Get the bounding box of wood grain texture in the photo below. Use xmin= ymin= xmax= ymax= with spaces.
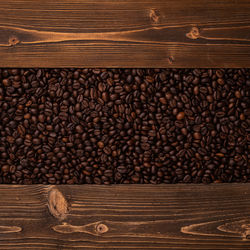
xmin=1 ymin=185 xmax=250 ymax=249
xmin=0 ymin=0 xmax=250 ymax=67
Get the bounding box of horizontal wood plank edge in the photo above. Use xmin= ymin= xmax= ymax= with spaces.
xmin=1 ymin=184 xmax=250 ymax=249
xmin=0 ymin=0 xmax=249 ymax=67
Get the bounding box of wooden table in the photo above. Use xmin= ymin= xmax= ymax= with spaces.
xmin=1 ymin=185 xmax=250 ymax=249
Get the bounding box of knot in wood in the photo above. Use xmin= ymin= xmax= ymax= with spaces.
xmin=149 ymin=9 xmax=160 ymax=24
xmin=168 ymin=56 xmax=174 ymax=64
xmin=9 ymin=36 xmax=20 ymax=46
xmin=242 ymin=224 xmax=250 ymax=240
xmin=0 ymin=225 xmax=22 ymax=233
xmin=186 ymin=27 xmax=200 ymax=40
xmin=96 ymin=223 xmax=109 ymax=234
xmin=48 ymin=188 xmax=68 ymax=220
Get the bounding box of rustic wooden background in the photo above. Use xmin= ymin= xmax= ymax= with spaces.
xmin=1 ymin=185 xmax=250 ymax=249
xmin=1 ymin=0 xmax=250 ymax=249
xmin=0 ymin=0 xmax=249 ymax=67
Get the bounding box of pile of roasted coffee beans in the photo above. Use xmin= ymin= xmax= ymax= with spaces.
xmin=0 ymin=68 xmax=249 ymax=184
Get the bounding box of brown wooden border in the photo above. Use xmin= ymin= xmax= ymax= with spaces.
xmin=0 ymin=184 xmax=250 ymax=249
xmin=0 ymin=0 xmax=249 ymax=67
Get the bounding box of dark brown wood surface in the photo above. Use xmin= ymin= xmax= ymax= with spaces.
xmin=0 ymin=0 xmax=250 ymax=68
xmin=1 ymin=184 xmax=250 ymax=249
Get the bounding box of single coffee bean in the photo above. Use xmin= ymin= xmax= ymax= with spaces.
xmin=176 ymin=112 xmax=185 ymax=120
xmin=103 ymin=146 xmax=111 ymax=155
xmin=37 ymin=123 xmax=45 ymax=131
xmin=235 ymin=90 xmax=241 ymax=98
xmin=97 ymin=141 xmax=105 ymax=149
xmin=117 ymin=166 xmax=128 ymax=174
xmin=193 ymin=132 xmax=201 ymax=140
xmin=76 ymin=125 xmax=84 ymax=133
xmin=193 ymin=86 xmax=199 ymax=95
xmin=183 ymin=175 xmax=191 ymax=183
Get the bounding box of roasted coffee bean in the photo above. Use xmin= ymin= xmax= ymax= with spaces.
xmin=176 ymin=112 xmax=185 ymax=120
xmin=37 ymin=123 xmax=45 ymax=131
xmin=97 ymin=141 xmax=105 ymax=149
xmin=183 ymin=175 xmax=191 ymax=183
xmin=117 ymin=166 xmax=128 ymax=174
xmin=103 ymin=146 xmax=112 ymax=155
xmin=193 ymin=132 xmax=201 ymax=140
xmin=76 ymin=125 xmax=84 ymax=134
xmin=0 ymin=68 xmax=249 ymax=184
xmin=198 ymin=148 xmax=207 ymax=156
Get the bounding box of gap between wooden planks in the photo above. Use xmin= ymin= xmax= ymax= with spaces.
xmin=0 ymin=184 xmax=250 ymax=249
xmin=0 ymin=0 xmax=250 ymax=67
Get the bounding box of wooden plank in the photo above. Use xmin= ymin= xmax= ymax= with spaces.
xmin=1 ymin=185 xmax=250 ymax=249
xmin=0 ymin=0 xmax=250 ymax=68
